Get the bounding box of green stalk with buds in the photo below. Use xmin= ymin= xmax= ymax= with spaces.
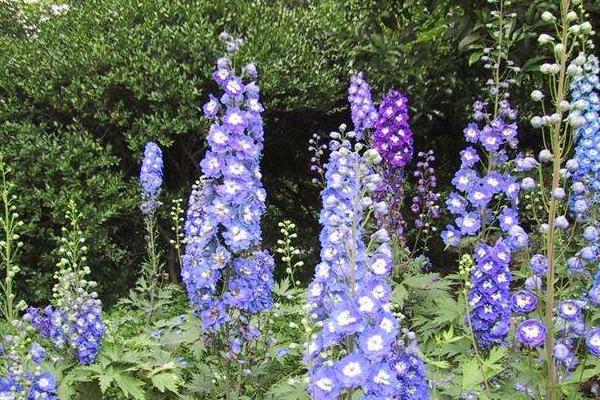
xmin=530 ymin=1 xmax=594 ymax=398
xmin=0 ymin=154 xmax=24 ymax=322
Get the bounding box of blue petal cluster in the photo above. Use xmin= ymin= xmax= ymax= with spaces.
xmin=139 ymin=141 xmax=164 ymax=215
xmin=25 ymin=297 xmax=105 ymax=365
xmin=0 ymin=337 xmax=58 ymax=400
xmin=441 ymin=100 xmax=526 ymax=249
xmin=348 ymin=72 xmax=378 ymax=139
xmin=181 ymin=46 xmax=273 ymax=336
xmin=467 ymin=239 xmax=513 ymax=347
xmin=570 ymin=55 xmax=600 ymax=200
xmin=371 ymin=89 xmax=415 ymax=240
xmin=389 ymin=344 xmax=429 ymax=400
xmin=306 ymin=136 xmax=429 ymax=399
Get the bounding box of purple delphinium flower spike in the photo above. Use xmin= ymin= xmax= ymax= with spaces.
xmin=348 ymin=72 xmax=378 ymax=140
xmin=467 ymin=239 xmax=513 ymax=347
xmin=139 ymin=142 xmax=164 ymax=215
xmin=306 ymin=131 xmax=429 ymax=399
xmin=441 ymin=100 xmax=529 ymax=347
xmin=371 ymin=90 xmax=415 ymax=240
xmin=181 ymin=36 xmax=274 ymax=346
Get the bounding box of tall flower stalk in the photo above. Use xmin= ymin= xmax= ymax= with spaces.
xmin=25 ymin=202 xmax=105 ymax=365
xmin=528 ymin=2 xmax=595 ymax=397
xmin=181 ymin=32 xmax=273 ymax=343
xmin=0 ymin=154 xmax=23 ymax=322
xmin=371 ymin=89 xmax=415 ymax=242
xmin=306 ymin=126 xmax=428 ymax=399
xmin=129 ymin=141 xmax=166 ymax=324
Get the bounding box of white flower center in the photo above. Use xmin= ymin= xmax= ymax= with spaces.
xmin=336 ymin=310 xmax=356 ymax=327
xmin=342 ymin=362 xmax=363 ymax=378
xmin=366 ymin=335 xmax=384 ymax=352
xmin=315 ymin=377 xmax=333 ymax=392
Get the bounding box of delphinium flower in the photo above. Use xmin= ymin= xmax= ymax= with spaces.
xmin=569 ymin=55 xmax=600 ymax=210
xmin=441 ymin=0 xmax=531 ymax=355
xmin=0 ymin=324 xmax=58 ymax=400
xmin=467 ymin=239 xmax=513 ymax=347
xmin=348 ymin=72 xmax=378 ymax=140
xmin=133 ymin=140 xmax=168 ymax=324
xmin=372 ymin=90 xmax=414 ymax=168
xmin=442 ymin=100 xmax=526 ymax=250
xmin=388 ymin=329 xmax=430 ymax=399
xmin=139 ymin=141 xmax=164 ymax=215
xmin=410 ymin=150 xmax=441 ymax=251
xmin=305 ymin=127 xmax=429 ymax=399
xmin=371 ymin=90 xmax=415 ymax=240
xmin=443 ymin=100 xmax=528 ymax=350
xmin=24 ymin=204 xmax=105 ymax=365
xmin=181 ymin=33 xmax=274 ymax=347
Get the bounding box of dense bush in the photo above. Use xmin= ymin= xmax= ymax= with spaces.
xmin=0 ymin=0 xmax=490 ymax=302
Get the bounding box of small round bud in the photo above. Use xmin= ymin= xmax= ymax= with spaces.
xmin=538 ymin=149 xmax=553 ymax=163
xmin=531 ymin=90 xmax=544 ymax=101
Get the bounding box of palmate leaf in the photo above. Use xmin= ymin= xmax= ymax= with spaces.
xmin=150 ymin=372 xmax=180 ymax=394
xmin=112 ymin=371 xmax=146 ymax=400
xmin=89 ymin=364 xmax=146 ymax=400
xmin=264 ymin=379 xmax=310 ymax=400
xmin=461 ymin=358 xmax=485 ymax=390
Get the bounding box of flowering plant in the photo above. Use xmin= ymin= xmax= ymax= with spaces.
xmin=25 ymin=202 xmax=105 ymax=366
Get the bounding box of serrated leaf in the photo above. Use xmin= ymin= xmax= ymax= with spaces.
xmin=113 ymin=372 xmax=146 ymax=400
xmin=461 ymin=358 xmax=484 ymax=389
xmin=264 ymin=380 xmax=310 ymax=400
xmin=150 ymin=372 xmax=180 ymax=394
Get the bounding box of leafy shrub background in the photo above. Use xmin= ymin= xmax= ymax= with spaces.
xmin=1 ymin=0 xmax=598 ymax=304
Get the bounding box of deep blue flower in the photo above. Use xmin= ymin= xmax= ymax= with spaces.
xmin=516 ymin=319 xmax=547 ymax=347
xmin=182 ymin=48 xmax=274 ymax=338
xmin=139 ymin=142 xmax=164 ymax=215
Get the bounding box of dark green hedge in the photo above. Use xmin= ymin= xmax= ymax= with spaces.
xmin=5 ymin=0 xmax=574 ymax=303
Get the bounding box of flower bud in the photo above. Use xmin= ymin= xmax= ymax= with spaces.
xmin=531 ymin=116 xmax=543 ymax=128
xmin=538 ymin=34 xmax=554 ymax=44
xmin=541 ymin=11 xmax=555 ymax=22
xmin=539 ymin=149 xmax=553 ymax=162
xmin=531 ymin=90 xmax=544 ymax=101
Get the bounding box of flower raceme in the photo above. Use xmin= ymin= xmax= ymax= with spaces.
xmin=371 ymin=90 xmax=415 ymax=239
xmin=139 ymin=141 xmax=164 ymax=216
xmin=24 ymin=208 xmax=105 ymax=366
xmin=467 ymin=239 xmax=513 ymax=348
xmin=0 ymin=327 xmax=58 ymax=400
xmin=410 ymin=150 xmax=441 ymax=230
xmin=442 ymin=100 xmax=525 ymax=249
xmin=181 ymin=40 xmax=274 ymax=340
xmin=306 ymin=132 xmax=429 ymax=399
xmin=443 ymin=100 xmax=528 ymax=348
xmin=348 ymin=72 xmax=378 ymax=140
xmin=570 ymin=54 xmax=600 ymax=209
xmin=373 ymin=90 xmax=414 ymax=169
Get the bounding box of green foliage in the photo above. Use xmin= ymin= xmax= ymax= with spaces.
xmin=0 ymin=0 xmax=500 ymax=301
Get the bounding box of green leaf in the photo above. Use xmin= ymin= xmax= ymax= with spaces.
xmin=150 ymin=372 xmax=180 ymax=394
xmin=461 ymin=358 xmax=484 ymax=390
xmin=113 ymin=372 xmax=146 ymax=400
xmin=468 ymin=51 xmax=483 ymax=66
xmin=264 ymin=379 xmax=310 ymax=400
xmin=458 ymin=33 xmax=480 ymax=51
